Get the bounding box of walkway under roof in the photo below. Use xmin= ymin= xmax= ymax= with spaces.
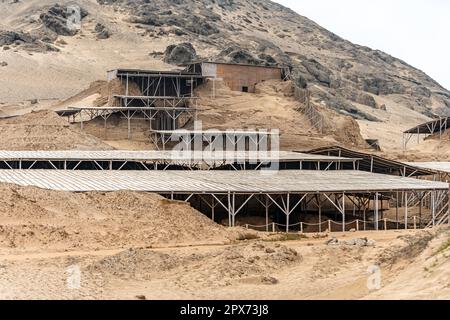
xmin=304 ymin=146 xmax=434 ymax=177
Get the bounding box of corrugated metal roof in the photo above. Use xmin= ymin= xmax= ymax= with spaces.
xmin=406 ymin=162 xmax=450 ymax=173
xmin=304 ymin=146 xmax=434 ymax=177
xmin=0 ymin=170 xmax=446 ymax=193
xmin=0 ymin=150 xmax=355 ymax=162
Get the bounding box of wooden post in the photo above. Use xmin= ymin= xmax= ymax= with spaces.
xmin=356 ymin=219 xmax=359 ymax=231
xmin=431 ymin=191 xmax=436 ymax=227
xmin=396 ymin=191 xmax=399 ymax=229
xmin=210 ymin=197 xmax=215 ymax=222
xmin=265 ymin=196 xmax=269 ymax=232
xmin=414 ymin=216 xmax=417 ymax=230
xmin=228 ymin=192 xmax=232 ymax=228
xmin=384 ymin=218 xmax=387 ymax=231
xmin=328 ymin=220 xmax=331 ymax=233
xmin=419 ymin=193 xmax=423 ymax=229
xmin=375 ymin=193 xmax=379 ymax=231
xmin=405 ymin=192 xmax=408 ymax=230
xmin=448 ymin=187 xmax=450 ymax=226
xmin=342 ymin=193 xmax=345 ymax=232
xmin=318 ymin=196 xmax=322 ymax=233
xmin=286 ymin=193 xmax=290 ymax=233
xmin=272 ymin=222 xmax=275 ymax=233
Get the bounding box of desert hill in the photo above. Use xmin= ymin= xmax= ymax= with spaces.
xmin=0 ymin=0 xmax=449 ymax=151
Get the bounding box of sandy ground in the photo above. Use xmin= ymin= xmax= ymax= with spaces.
xmin=0 ymin=216 xmax=448 ymax=299
xmin=1 ymin=181 xmax=448 ymax=300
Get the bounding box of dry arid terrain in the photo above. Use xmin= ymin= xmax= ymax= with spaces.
xmin=0 ymin=0 xmax=450 ymax=300
xmin=0 ymin=186 xmax=449 ymax=300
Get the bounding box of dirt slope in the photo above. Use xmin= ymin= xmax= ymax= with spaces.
xmin=0 ymin=109 xmax=114 ymax=150
xmin=0 ymin=183 xmax=232 ymax=251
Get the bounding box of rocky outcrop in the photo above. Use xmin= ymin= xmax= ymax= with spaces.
xmin=94 ymin=23 xmax=110 ymax=39
xmin=90 ymin=0 xmax=450 ymax=121
xmin=216 ymin=46 xmax=261 ymax=65
xmin=301 ymin=59 xmax=332 ymax=87
xmin=40 ymin=4 xmax=88 ymax=36
xmin=362 ymin=76 xmax=406 ymax=95
xmin=0 ymin=30 xmax=58 ymax=52
xmin=163 ymin=43 xmax=197 ymax=65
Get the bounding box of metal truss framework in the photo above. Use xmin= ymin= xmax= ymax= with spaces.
xmin=114 ymin=96 xmax=199 ymax=109
xmin=0 ymin=158 xmax=354 ymax=172
xmin=68 ymin=107 xmax=198 ymax=139
xmin=0 ymin=169 xmax=447 ymax=232
xmin=403 ymin=117 xmax=450 ymax=150
xmin=169 ymin=189 xmax=450 ymax=232
xmin=149 ymin=130 xmax=279 ymax=151
xmin=112 ymin=69 xmax=204 ymax=109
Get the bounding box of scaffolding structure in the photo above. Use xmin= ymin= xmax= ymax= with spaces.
xmin=67 ymin=106 xmax=198 ymax=139
xmin=149 ymin=129 xmax=279 ymax=151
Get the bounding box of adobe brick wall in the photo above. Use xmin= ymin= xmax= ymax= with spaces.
xmin=215 ymin=64 xmax=282 ymax=93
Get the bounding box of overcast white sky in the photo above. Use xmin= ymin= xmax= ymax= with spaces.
xmin=273 ymin=0 xmax=450 ymax=90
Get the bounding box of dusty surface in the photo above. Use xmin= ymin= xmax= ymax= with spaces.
xmin=195 ymin=80 xmax=363 ymax=150
xmin=0 ymin=201 xmax=448 ymax=300
xmin=0 ymin=184 xmax=233 ymax=252
xmin=0 ymin=183 xmax=448 ymax=300
xmin=0 ymin=110 xmax=114 ymax=150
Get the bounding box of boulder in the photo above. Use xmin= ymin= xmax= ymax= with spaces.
xmin=94 ymin=23 xmax=111 ymax=39
xmin=163 ymin=43 xmax=197 ymax=65
xmin=40 ymin=4 xmax=88 ymax=36
xmin=0 ymin=31 xmax=34 ymax=46
xmin=216 ymin=46 xmax=262 ymax=65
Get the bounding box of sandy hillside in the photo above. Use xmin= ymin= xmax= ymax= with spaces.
xmin=195 ymin=79 xmax=367 ymax=150
xmin=1 ymin=0 xmax=449 ymax=154
xmin=0 ymin=183 xmax=234 ymax=252
xmin=0 ymin=109 xmax=114 ymax=150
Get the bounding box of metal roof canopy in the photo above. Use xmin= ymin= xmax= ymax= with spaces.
xmin=406 ymin=162 xmax=450 ymax=174
xmin=303 ymin=146 xmax=434 ymax=177
xmin=403 ymin=117 xmax=450 ymax=134
xmin=110 ymin=69 xmax=205 ymax=78
xmin=113 ymin=95 xmax=200 ymax=100
xmin=0 ymin=170 xmax=446 ymax=193
xmin=68 ymin=106 xmax=199 ymax=111
xmin=0 ymin=150 xmax=356 ymax=163
xmin=149 ymin=129 xmax=279 ymax=135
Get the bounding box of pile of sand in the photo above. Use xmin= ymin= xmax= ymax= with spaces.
xmin=88 ymin=241 xmax=301 ymax=287
xmin=0 ymin=184 xmax=232 ymax=251
xmin=55 ymin=79 xmax=142 ymax=109
xmin=0 ymin=110 xmax=114 ymax=150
